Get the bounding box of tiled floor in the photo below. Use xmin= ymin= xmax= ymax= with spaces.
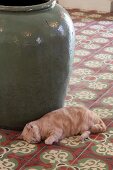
xmin=0 ymin=9 xmax=113 ymax=169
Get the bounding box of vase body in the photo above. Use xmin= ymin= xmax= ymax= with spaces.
xmin=0 ymin=0 xmax=75 ymax=130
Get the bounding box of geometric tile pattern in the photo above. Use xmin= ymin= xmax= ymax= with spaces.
xmin=0 ymin=9 xmax=113 ymax=169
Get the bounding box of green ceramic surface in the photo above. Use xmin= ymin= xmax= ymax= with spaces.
xmin=0 ymin=0 xmax=75 ymax=130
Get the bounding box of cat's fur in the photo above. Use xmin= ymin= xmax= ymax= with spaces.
xmin=18 ymin=106 xmax=106 ymax=145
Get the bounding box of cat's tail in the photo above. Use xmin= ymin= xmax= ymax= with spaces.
xmin=90 ymin=118 xmax=106 ymax=134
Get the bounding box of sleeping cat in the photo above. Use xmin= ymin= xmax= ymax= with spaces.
xmin=18 ymin=106 xmax=106 ymax=145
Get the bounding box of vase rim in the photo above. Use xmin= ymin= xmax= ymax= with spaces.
xmin=0 ymin=0 xmax=56 ymax=12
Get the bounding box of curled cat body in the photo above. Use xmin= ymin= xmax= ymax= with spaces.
xmin=18 ymin=106 xmax=106 ymax=145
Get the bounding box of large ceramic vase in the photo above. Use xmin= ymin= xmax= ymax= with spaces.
xmin=0 ymin=0 xmax=75 ymax=130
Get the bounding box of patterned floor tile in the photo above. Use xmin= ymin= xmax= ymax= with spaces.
xmin=0 ymin=8 xmax=113 ymax=170
xmin=70 ymin=122 xmax=113 ymax=170
xmin=22 ymin=142 xmax=92 ymax=170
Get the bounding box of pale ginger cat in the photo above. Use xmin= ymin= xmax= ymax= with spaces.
xmin=18 ymin=106 xmax=106 ymax=145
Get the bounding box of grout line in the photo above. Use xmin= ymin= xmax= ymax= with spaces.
xmin=19 ymin=145 xmax=47 ymax=170
xmin=67 ymin=119 xmax=113 ymax=170
xmin=66 ymin=136 xmax=98 ymax=170
xmin=106 ymin=119 xmax=113 ymax=128
xmin=76 ymin=20 xmax=113 ymax=35
xmin=75 ymin=21 xmax=97 ymax=34
xmin=89 ymin=85 xmax=113 ymax=109
xmin=75 ymin=38 xmax=113 ymax=68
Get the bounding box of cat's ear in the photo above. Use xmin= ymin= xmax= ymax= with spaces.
xmin=26 ymin=123 xmax=34 ymax=131
xmin=30 ymin=123 xmax=41 ymax=142
xmin=26 ymin=123 xmax=31 ymax=129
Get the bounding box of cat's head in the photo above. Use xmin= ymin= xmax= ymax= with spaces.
xmin=18 ymin=122 xmax=41 ymax=143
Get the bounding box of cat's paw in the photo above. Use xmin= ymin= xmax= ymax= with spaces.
xmin=45 ymin=138 xmax=53 ymax=145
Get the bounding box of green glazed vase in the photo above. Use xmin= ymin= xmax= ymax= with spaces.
xmin=0 ymin=0 xmax=75 ymax=130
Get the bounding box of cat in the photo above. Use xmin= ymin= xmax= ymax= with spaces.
xmin=18 ymin=106 xmax=106 ymax=145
